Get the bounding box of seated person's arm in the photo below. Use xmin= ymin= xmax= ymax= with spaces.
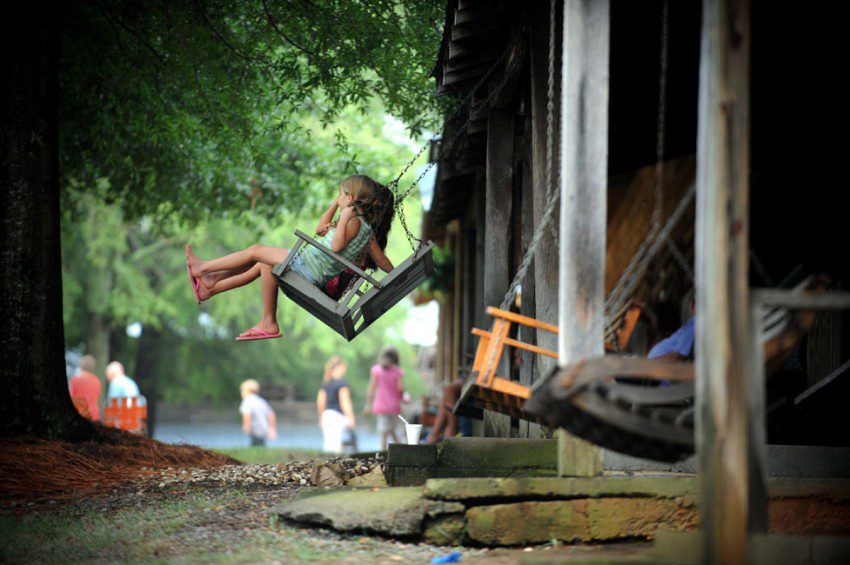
xmin=316 ymin=189 xmax=343 ymax=235
xmin=367 ymin=238 xmax=394 ymax=273
xmin=330 ymin=207 xmax=360 ymax=252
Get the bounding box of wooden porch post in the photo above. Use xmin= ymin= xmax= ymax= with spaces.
xmin=556 ymin=0 xmax=608 ymax=476
xmin=694 ymin=0 xmax=754 ymax=562
xmin=484 ymin=108 xmax=514 ymax=438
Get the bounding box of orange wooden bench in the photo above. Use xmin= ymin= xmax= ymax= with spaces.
xmin=103 ymin=396 xmax=148 ymax=434
xmin=454 ymin=302 xmax=644 ymax=422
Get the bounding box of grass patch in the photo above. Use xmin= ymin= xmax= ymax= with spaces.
xmin=215 ymin=447 xmax=321 ymax=465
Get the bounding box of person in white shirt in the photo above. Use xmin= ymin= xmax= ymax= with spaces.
xmin=105 ymin=361 xmax=142 ymax=402
xmin=239 ymin=380 xmax=277 ymax=447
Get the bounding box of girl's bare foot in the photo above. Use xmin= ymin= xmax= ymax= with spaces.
xmin=237 ymin=320 xmax=280 ymax=338
xmin=185 ymin=244 xmax=204 ymax=277
xmin=197 ymin=282 xmax=212 ymax=302
xmin=201 ymin=272 xmax=222 ymax=290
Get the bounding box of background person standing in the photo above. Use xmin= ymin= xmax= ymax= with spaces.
xmin=239 ymin=379 xmax=277 ymax=447
xmin=365 ymin=346 xmax=404 ymax=449
xmin=105 ymin=361 xmax=141 ymax=402
xmin=68 ymin=354 xmax=102 ymax=421
xmin=317 ymin=356 xmax=356 ymax=453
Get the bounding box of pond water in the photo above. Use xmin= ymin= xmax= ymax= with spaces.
xmin=153 ymin=421 xmax=383 ymax=452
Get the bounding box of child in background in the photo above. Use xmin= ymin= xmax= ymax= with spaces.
xmin=239 ymin=379 xmax=277 ymax=447
xmin=317 ymin=356 xmax=357 ymax=454
xmin=365 ymin=346 xmax=404 ymax=450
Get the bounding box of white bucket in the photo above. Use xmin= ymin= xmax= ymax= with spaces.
xmin=405 ymin=424 xmax=423 ymax=445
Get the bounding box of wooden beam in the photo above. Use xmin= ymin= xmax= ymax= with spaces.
xmin=483 ymin=108 xmax=514 ymax=438
xmin=557 ymin=0 xmax=609 ymax=476
xmin=519 ymin=92 xmax=541 ymax=439
xmin=694 ymin=0 xmax=754 ymax=562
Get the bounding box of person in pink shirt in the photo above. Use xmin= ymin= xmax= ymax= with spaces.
xmin=365 ymin=346 xmax=404 ymax=450
xmin=68 ymin=355 xmax=102 ymax=422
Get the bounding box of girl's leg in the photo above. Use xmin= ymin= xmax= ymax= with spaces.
xmin=201 ymin=263 xmax=262 ymax=301
xmin=380 ymin=432 xmax=388 ymax=451
xmin=388 ymin=429 xmax=399 ymax=445
xmin=235 ymin=264 xmax=282 ymax=337
xmin=188 ymin=244 xmax=288 ymax=277
xmin=201 ymin=264 xmax=254 ymax=290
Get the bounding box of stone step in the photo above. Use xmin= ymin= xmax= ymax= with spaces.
xmin=423 ymin=476 xmax=699 ymax=504
xmin=271 ymin=476 xmax=850 ymax=547
xmin=436 ymin=437 xmax=557 ymax=477
xmin=386 ymin=438 xmax=558 ymax=486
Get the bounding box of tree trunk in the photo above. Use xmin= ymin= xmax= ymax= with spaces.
xmin=0 ymin=4 xmax=92 ymax=439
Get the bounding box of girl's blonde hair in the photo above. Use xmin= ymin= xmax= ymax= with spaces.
xmin=377 ymin=346 xmax=399 ymax=368
xmin=340 ymin=175 xmax=387 ymax=230
xmin=323 ymin=355 xmax=345 ymax=382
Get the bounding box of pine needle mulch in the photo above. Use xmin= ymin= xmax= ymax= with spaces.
xmin=0 ymin=427 xmax=238 ymax=505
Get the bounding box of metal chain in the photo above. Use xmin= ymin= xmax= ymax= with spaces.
xmin=605 ymin=0 xmax=682 ymax=318
xmin=387 ymin=23 xmax=531 ymax=250
xmin=498 ymin=0 xmax=558 ymax=311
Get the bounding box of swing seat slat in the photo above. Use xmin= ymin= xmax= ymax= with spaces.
xmin=273 ymin=233 xmax=435 ymax=341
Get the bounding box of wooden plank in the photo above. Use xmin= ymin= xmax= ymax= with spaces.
xmin=694 ymin=0 xmax=755 ymax=561
xmin=472 ymin=328 xmax=559 ymax=360
xmin=520 ymin=94 xmax=541 ymax=439
xmin=555 ymin=0 xmax=609 ymax=477
xmin=483 ymin=107 xmax=514 ymax=438
xmin=486 ymin=306 xmax=559 ymax=334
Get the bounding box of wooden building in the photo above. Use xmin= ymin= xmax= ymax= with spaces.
xmin=423 ymin=0 xmax=849 ymax=558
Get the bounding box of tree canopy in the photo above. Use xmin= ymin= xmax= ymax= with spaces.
xmin=61 ymin=1 xmax=447 ymax=221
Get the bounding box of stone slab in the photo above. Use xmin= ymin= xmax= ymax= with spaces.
xmin=466 ymin=498 xmax=697 ymax=546
xmin=437 ymin=438 xmax=557 ymax=475
xmin=388 ymin=444 xmax=436 ymax=467
xmin=272 ymin=487 xmax=463 ymax=538
xmin=424 ymin=476 xmax=699 ymax=504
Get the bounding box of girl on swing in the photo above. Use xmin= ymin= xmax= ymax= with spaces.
xmin=185 ymin=175 xmax=395 ymax=341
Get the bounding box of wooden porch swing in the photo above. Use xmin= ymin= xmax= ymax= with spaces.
xmin=272 ymin=231 xmax=435 ymax=341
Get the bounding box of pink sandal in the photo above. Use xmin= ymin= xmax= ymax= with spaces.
xmin=235 ymin=327 xmax=282 ymax=342
xmin=186 ymin=263 xmax=202 ymax=305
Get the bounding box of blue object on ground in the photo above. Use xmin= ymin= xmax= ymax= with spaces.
xmin=432 ymin=551 xmax=462 ymax=564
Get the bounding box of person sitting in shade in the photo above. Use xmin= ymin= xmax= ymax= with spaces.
xmin=69 ymin=354 xmax=102 ymax=422
xmin=105 ymin=361 xmax=142 ymax=403
xmin=647 ymin=293 xmax=695 ymax=361
xmin=239 ymin=379 xmax=277 ymax=447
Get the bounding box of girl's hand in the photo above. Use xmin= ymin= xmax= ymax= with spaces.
xmin=316 ymin=222 xmax=332 ymax=236
xmin=361 ymin=403 xmax=371 ymax=415
xmin=339 ymin=205 xmax=355 ymax=222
